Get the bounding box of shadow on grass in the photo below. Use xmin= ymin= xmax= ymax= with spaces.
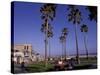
xmin=73 ymin=64 xmax=97 ymax=70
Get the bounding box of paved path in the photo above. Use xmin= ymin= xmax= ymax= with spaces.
xmin=14 ymin=64 xmax=28 ymax=73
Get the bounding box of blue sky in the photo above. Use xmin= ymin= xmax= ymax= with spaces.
xmin=13 ymin=1 xmax=97 ymax=56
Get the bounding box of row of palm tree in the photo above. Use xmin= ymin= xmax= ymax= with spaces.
xmin=59 ymin=28 xmax=68 ymax=59
xmin=67 ymin=5 xmax=82 ymax=64
xmin=41 ymin=22 xmax=53 ymax=58
xmin=81 ymin=24 xmax=88 ymax=60
xmin=67 ymin=5 xmax=89 ymax=64
xmin=40 ymin=4 xmax=56 ymax=67
xmin=59 ymin=25 xmax=88 ymax=63
xmin=47 ymin=24 xmax=53 ymax=59
xmin=40 ymin=4 xmax=95 ymax=66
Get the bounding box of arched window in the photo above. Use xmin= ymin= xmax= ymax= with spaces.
xmin=27 ymin=46 xmax=28 ymax=50
xmin=24 ymin=45 xmax=28 ymax=50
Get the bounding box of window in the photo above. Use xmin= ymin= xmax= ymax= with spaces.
xmin=24 ymin=45 xmax=28 ymax=50
xmin=27 ymin=46 xmax=28 ymax=50
xmin=24 ymin=46 xmax=26 ymax=49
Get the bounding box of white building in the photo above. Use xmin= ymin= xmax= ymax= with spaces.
xmin=11 ymin=44 xmax=44 ymax=64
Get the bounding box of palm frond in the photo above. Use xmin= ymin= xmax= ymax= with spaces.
xmin=81 ymin=24 xmax=88 ymax=32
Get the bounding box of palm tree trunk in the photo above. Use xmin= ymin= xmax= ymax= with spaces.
xmin=84 ymin=33 xmax=88 ymax=60
xmin=74 ymin=24 xmax=80 ymax=64
xmin=62 ymin=42 xmax=64 ymax=59
xmin=49 ymin=38 xmax=51 ymax=59
xmin=45 ymin=19 xmax=48 ymax=67
xmin=61 ymin=42 xmax=63 ymax=59
xmin=64 ymin=39 xmax=66 ymax=60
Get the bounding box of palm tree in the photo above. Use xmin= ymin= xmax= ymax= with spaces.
xmin=40 ymin=4 xmax=56 ymax=67
xmin=59 ymin=35 xmax=65 ymax=59
xmin=81 ymin=24 xmax=88 ymax=60
xmin=62 ymin=28 xmax=68 ymax=59
xmin=47 ymin=24 xmax=53 ymax=60
xmin=67 ymin=5 xmax=82 ymax=64
xmin=59 ymin=28 xmax=68 ymax=60
xmin=86 ymin=6 xmax=97 ymax=22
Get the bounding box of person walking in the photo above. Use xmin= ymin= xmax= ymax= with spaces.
xmin=21 ymin=61 xmax=25 ymax=72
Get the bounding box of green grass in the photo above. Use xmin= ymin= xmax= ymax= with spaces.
xmin=79 ymin=57 xmax=97 ymax=65
xmin=26 ymin=62 xmax=54 ymax=72
xmin=25 ymin=57 xmax=97 ymax=72
xmin=73 ymin=57 xmax=97 ymax=69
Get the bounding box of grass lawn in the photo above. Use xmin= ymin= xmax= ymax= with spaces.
xmin=26 ymin=61 xmax=54 ymax=73
xmin=73 ymin=57 xmax=97 ymax=70
xmin=79 ymin=57 xmax=97 ymax=64
xmin=25 ymin=57 xmax=97 ymax=72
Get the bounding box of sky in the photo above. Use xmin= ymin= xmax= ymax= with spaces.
xmin=12 ymin=1 xmax=97 ymax=56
